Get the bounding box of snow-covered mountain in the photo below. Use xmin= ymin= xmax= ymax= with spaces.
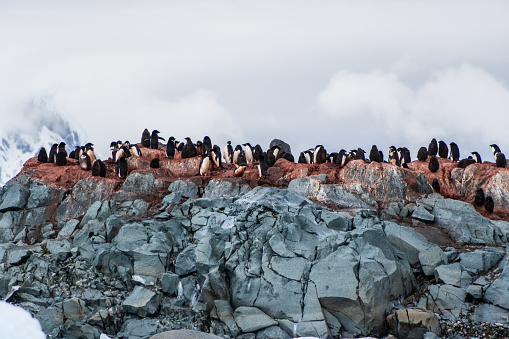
xmin=0 ymin=97 xmax=87 ymax=185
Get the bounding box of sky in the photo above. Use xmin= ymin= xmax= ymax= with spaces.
xmin=1 ymin=1 xmax=509 ymax=162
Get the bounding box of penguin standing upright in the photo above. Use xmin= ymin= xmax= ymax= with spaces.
xmin=56 ymin=142 xmax=67 ymax=166
xmin=253 ymin=145 xmax=263 ymax=161
xmin=125 ymin=141 xmax=142 ymax=157
xmin=388 ymin=146 xmax=399 ymax=166
xmin=223 ymin=141 xmax=233 ymax=164
xmin=449 ymin=142 xmax=460 ymax=162
xmin=166 ymin=137 xmax=176 ymax=158
xmin=354 ymin=148 xmax=366 ymax=161
xmin=399 ymin=147 xmax=411 ymax=166
xmin=428 ymin=156 xmax=439 ymax=172
xmin=335 ymin=149 xmax=347 ymax=166
xmin=199 ymin=152 xmax=212 ymax=176
xmin=233 ymin=145 xmax=242 ymax=165
xmin=79 ymin=152 xmax=92 ymax=170
xmin=314 ymin=145 xmax=327 ymax=164
xmin=490 ymin=144 xmax=501 ymax=158
xmin=48 ymin=144 xmax=58 ymax=163
xmin=110 ymin=142 xmax=118 ymax=160
xmin=85 ymin=143 xmax=96 ymax=168
xmin=417 ymin=147 xmax=428 ymax=162
xmin=369 ymin=145 xmax=380 ymax=163
xmin=431 ymin=179 xmax=440 ymax=193
xmin=244 ymin=143 xmax=254 ymax=164
xmin=202 ymin=136 xmax=212 ymax=154
xmin=298 ymin=152 xmax=307 ymax=164
xmin=117 ymin=158 xmax=128 ymax=179
xmin=237 ymin=151 xmax=247 ymax=166
xmin=141 ymin=129 xmax=151 ymax=148
xmin=471 ymin=152 xmax=482 ymax=164
xmin=255 ymin=155 xmax=269 ymax=178
xmin=484 ymin=196 xmax=494 ymax=213
xmin=428 ymin=138 xmax=438 ymax=156
xmin=92 ymin=159 xmax=106 ymax=177
xmin=496 ymin=152 xmax=507 ymax=168
xmin=37 ymin=147 xmax=48 ymax=163
xmin=182 ymin=137 xmax=197 ymax=159
xmin=474 ymin=188 xmax=485 ymax=207
xmin=150 ymin=130 xmax=165 ymax=149
xmin=438 ymin=141 xmax=448 ymax=159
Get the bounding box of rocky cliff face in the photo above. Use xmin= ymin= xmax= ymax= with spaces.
xmin=1 ymin=152 xmax=509 ymax=338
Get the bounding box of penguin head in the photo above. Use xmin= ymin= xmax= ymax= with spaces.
xmin=85 ymin=143 xmax=94 ymax=150
xmin=152 ymin=130 xmax=160 ymax=135
xmin=110 ymin=142 xmax=117 ymax=150
xmin=58 ymin=142 xmax=66 ymax=150
xmin=124 ymin=141 xmax=131 ymax=147
xmin=227 ymin=141 xmax=231 ymax=145
xmin=169 ymin=136 xmax=175 ymax=142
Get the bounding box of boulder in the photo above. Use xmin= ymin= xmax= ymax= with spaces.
xmin=168 ymin=180 xmax=199 ymax=199
xmin=383 ymin=221 xmax=434 ymax=266
xmin=391 ymin=308 xmax=442 ymax=339
xmin=484 ymin=266 xmax=509 ymax=310
xmin=120 ymin=318 xmax=159 ymax=339
xmin=233 ymin=306 xmax=278 ymax=333
xmin=269 ymin=139 xmax=292 ymax=155
xmin=174 ymin=244 xmax=197 ymax=276
xmin=132 ymin=243 xmax=169 ymax=278
xmin=123 ymin=286 xmax=159 ymax=317
xmin=426 ymin=284 xmax=467 ymax=319
xmin=434 ymin=263 xmax=473 ymax=288
xmin=0 ymin=184 xmax=29 ymax=212
xmin=57 ymin=219 xmax=79 ymax=239
xmin=34 ymin=306 xmax=64 ymax=334
xmin=149 ymin=330 xmax=223 ymax=339
xmin=459 ymin=247 xmax=504 ymax=272
xmin=411 ymin=205 xmax=435 ymax=223
xmin=161 ymin=273 xmax=179 ymax=296
xmin=470 ymin=303 xmax=509 ymax=325
xmin=62 ymin=297 xmax=86 ymax=322
xmin=203 ymin=179 xmax=251 ymax=199
xmin=418 ymin=246 xmax=447 ymax=276
xmin=122 ymin=172 xmax=164 ymax=195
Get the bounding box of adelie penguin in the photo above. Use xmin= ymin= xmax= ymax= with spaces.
xmin=388 ymin=146 xmax=399 ymax=166
xmin=438 ymin=141 xmax=448 ymax=159
xmin=125 ymin=141 xmax=142 ymax=157
xmin=243 ymin=143 xmax=254 ymax=164
xmin=37 ymin=147 xmax=48 ymax=163
xmin=428 ymin=155 xmax=439 ymax=173
xmin=254 ymin=154 xmax=269 ymax=178
xmin=48 ymin=143 xmax=58 ymax=163
xmin=314 ymin=145 xmax=327 ymax=164
xmin=92 ymin=159 xmax=107 ymax=177
xmin=199 ymin=152 xmax=212 ymax=176
xmin=490 ymin=144 xmax=501 ymax=158
xmin=253 ymin=144 xmax=263 ymax=162
xmin=496 ymin=152 xmax=507 ymax=168
xmin=79 ymin=152 xmax=92 ymax=170
xmin=150 ymin=130 xmax=165 ymax=149
xmin=202 ymin=136 xmax=212 ymax=154
xmin=449 ymin=142 xmax=460 ymax=162
xmin=211 ymin=145 xmax=223 ymax=168
xmin=55 ymin=142 xmax=67 ymax=166
xmin=471 ymin=152 xmax=482 ymax=164
xmin=457 ymin=158 xmax=475 ymax=168
xmin=417 ymin=147 xmax=428 ymax=162
xmin=233 ymin=164 xmax=247 ymax=177
xmin=223 ymin=141 xmax=233 ymax=164
xmin=369 ymin=145 xmax=380 ymax=163
xmin=166 ymin=137 xmax=176 ymax=159
xmin=85 ymin=143 xmax=96 ymax=167
xmin=141 ymin=128 xmax=151 ymax=148
xmin=232 ymin=145 xmax=242 ymax=165
xmin=355 ymin=148 xmax=366 ymax=161
xmin=335 ymin=149 xmax=347 ymax=166
xmin=116 ymin=158 xmax=128 ymax=179
xmin=484 ymin=196 xmax=494 ymax=213
xmin=150 ymin=158 xmax=160 ymax=169
xmin=298 ymin=152 xmax=307 ymax=164
xmin=428 ymin=138 xmax=438 ymax=156
xmin=431 ymin=179 xmax=440 ymax=193
xmin=398 ymin=147 xmax=411 ymax=167
xmin=182 ymin=137 xmax=197 ymax=159
xmin=474 ymin=188 xmax=485 ymax=207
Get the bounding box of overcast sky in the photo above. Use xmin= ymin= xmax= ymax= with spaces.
xmin=1 ymin=1 xmax=509 ymax=161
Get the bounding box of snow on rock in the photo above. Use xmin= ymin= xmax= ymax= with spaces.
xmin=0 ymin=301 xmax=46 ymax=339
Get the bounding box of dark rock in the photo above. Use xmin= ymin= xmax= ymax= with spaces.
xmin=0 ymin=184 xmax=29 ymax=212
xmin=391 ymin=308 xmax=442 ymax=339
xmin=123 ymin=286 xmax=159 ymax=317
xmin=168 ymin=180 xmax=199 ymax=199
xmin=122 ymin=172 xmax=164 ymax=195
xmin=233 ymin=306 xmax=278 ymax=333
xmin=174 ymin=245 xmax=197 ymax=276
xmin=161 ymin=273 xmax=179 ymax=296
xmin=269 ymin=139 xmax=291 ymax=155
xmin=149 ymin=330 xmax=223 ymax=339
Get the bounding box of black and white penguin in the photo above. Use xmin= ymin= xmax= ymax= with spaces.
xmin=125 ymin=141 xmax=142 ymax=157
xmin=490 ymin=144 xmax=501 ymax=158
xmin=254 ymin=155 xmax=269 ymax=178
xmin=484 ymin=196 xmax=494 ymax=213
xmin=176 ymin=140 xmax=184 ymax=153
xmin=237 ymin=151 xmax=247 ymax=166
xmin=48 ymin=143 xmax=58 ymax=163
xmin=369 ymin=145 xmax=380 ymax=163
xmin=199 ymin=152 xmax=212 ymax=176
xmin=233 ymin=145 xmax=242 ymax=165
xmin=114 ymin=147 xmax=126 ymax=162
xmin=431 ymin=178 xmax=440 ymax=193
xmin=438 ymin=141 xmax=448 ymax=159
xmin=85 ymin=143 xmax=96 ymax=167
xmin=449 ymin=142 xmax=460 ymax=162
xmin=37 ymin=147 xmax=48 ymax=163
xmin=314 ymin=145 xmax=327 ymax=164
xmin=265 ymin=151 xmax=276 ymax=167
xmin=428 ymin=138 xmax=438 ymax=156
xmin=379 ymin=150 xmax=384 ymax=163
xmin=280 ymin=151 xmax=295 ymax=162
xmin=335 ymin=149 xmax=347 ymax=166
xmin=182 ymin=137 xmax=197 ymax=159
xmin=202 ymin=136 xmax=212 ymax=154
xmin=166 ymin=137 xmax=176 ymax=158
xmin=196 ymin=141 xmax=204 ymax=156
xmin=150 ymin=130 xmax=165 ymax=149
xmin=110 ymin=142 xmax=118 ymax=160
xmin=92 ymin=159 xmax=106 ymax=177
xmin=72 ymin=146 xmax=81 ymax=160
xmin=302 ymin=150 xmax=312 ymax=164
xmin=388 ymin=146 xmax=399 ymax=166
xmin=243 ymin=143 xmax=254 ymax=164
xmin=253 ymin=145 xmax=263 ymax=161
xmin=212 ymin=145 xmax=223 ymax=168
xmin=496 ymin=152 xmax=507 ymax=168
xmin=354 ymin=148 xmax=365 ymax=161
xmin=428 ymin=155 xmax=439 ymax=173
xmin=150 ymin=158 xmax=160 ymax=169
xmin=233 ymin=164 xmax=247 ymax=177
xmin=141 ymin=129 xmax=151 ymax=148
xmin=116 ymin=157 xmax=128 ymax=179
xmin=270 ymin=145 xmax=281 ymax=160
xmin=329 ymin=152 xmax=338 ymax=164
xmin=417 ymin=147 xmax=428 ymax=162
xmin=56 ymin=142 xmax=67 ymax=166
xmin=223 ymin=141 xmax=233 ymax=164
xmin=474 ymin=188 xmax=485 ymax=207
xmin=457 ymin=158 xmax=475 ymax=168
xmin=398 ymin=147 xmax=411 ymax=166
xmin=471 ymin=152 xmax=482 ymax=164
xmin=79 ymin=153 xmax=92 ymax=170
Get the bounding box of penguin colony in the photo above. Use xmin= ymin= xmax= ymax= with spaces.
xmin=37 ymin=132 xmax=507 ymax=214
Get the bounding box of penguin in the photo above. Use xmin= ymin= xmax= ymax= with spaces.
xmin=329 ymin=152 xmax=339 ymax=164
xmin=428 ymin=138 xmax=438 ymax=156
xmin=280 ymin=152 xmax=295 ymax=162
xmin=37 ymin=147 xmax=48 ymax=163
xmin=109 ymin=142 xmax=118 ymax=160
xmin=314 ymin=145 xmax=327 ymax=164
xmin=182 ymin=137 xmax=197 ymax=159
xmin=243 ymin=143 xmax=254 ymax=164
xmin=176 ymin=141 xmax=184 ymax=153
xmin=85 ymin=143 xmax=96 ymax=167
xmin=431 ymin=178 xmax=440 ymax=193
xmin=438 ymin=141 xmax=448 ymax=159
xmin=48 ymin=143 xmax=58 ymax=163
xmin=484 ymin=196 xmax=494 ymax=213
xmin=199 ymin=152 xmax=212 ymax=176
xmin=457 ymin=158 xmax=475 ymax=168
xmin=270 ymin=145 xmax=281 ymax=160
xmin=150 ymin=158 xmax=160 ymax=169
xmin=490 ymin=144 xmax=501 ymax=158
xmin=141 ymin=128 xmax=151 ymax=148
xmin=233 ymin=145 xmax=242 ymax=165
xmin=196 ymin=141 xmax=203 ymax=156
xmin=388 ymin=146 xmax=399 ymax=166
xmin=449 ymin=142 xmax=460 ymax=162
xmin=471 ymin=152 xmax=482 ymax=164
xmin=303 ymin=150 xmax=313 ymax=164
xmin=474 ymin=188 xmax=485 ymax=207
xmin=68 ymin=149 xmax=75 ymax=159
xmin=211 ymin=145 xmax=223 ymax=168
xmin=150 ymin=130 xmax=165 ymax=149
xmin=116 ymin=157 xmax=128 ymax=179
xmin=92 ymin=159 xmax=106 ymax=177
xmin=237 ymin=151 xmax=247 ymax=166
xmin=56 ymin=142 xmax=67 ymax=166
xmin=223 ymin=141 xmax=233 ymax=164
xmin=254 ymin=155 xmax=269 ymax=178
xmin=233 ymin=164 xmax=247 ymax=177
xmin=253 ymin=144 xmax=263 ymax=161
xmin=79 ymin=153 xmax=92 ymax=170
xmin=379 ymin=150 xmax=384 ymax=163
xmin=417 ymin=147 xmax=428 ymax=162
xmin=114 ymin=147 xmax=126 ymax=162
xmin=496 ymin=152 xmax=507 ymax=168
xmin=398 ymin=147 xmax=411 ymax=166
xmin=166 ymin=137 xmax=176 ymax=158
xmin=265 ymin=151 xmax=276 ymax=167
xmin=335 ymin=149 xmax=347 ymax=166
xmin=428 ymin=155 xmax=439 ymax=172
xmin=125 ymin=141 xmax=142 ymax=157
xmin=72 ymin=146 xmax=81 ymax=160
xmin=202 ymin=136 xmax=212 ymax=154
xmin=369 ymin=145 xmax=380 ymax=163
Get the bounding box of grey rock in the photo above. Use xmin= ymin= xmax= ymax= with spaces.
xmin=418 ymin=246 xmax=447 ymax=276
xmin=203 ymin=179 xmax=250 ymax=199
xmin=384 ymin=221 xmax=434 ymax=266
xmin=470 ymin=303 xmax=509 ymax=325
xmin=149 ymin=330 xmax=223 ymax=339
xmin=411 ymin=205 xmax=435 ymax=223
xmin=105 ymin=215 xmax=124 ymax=242
xmin=161 ymin=273 xmax=179 ymax=296
xmin=434 ymin=263 xmax=473 ymax=288
xmin=233 ymin=306 xmax=278 ymax=333
xmin=62 ymin=323 xmax=101 ymax=339
xmin=0 ymin=211 xmax=19 ymax=242
xmin=57 ymin=219 xmax=79 ymax=238
xmin=424 ymin=332 xmax=441 ymax=339
xmin=269 ymin=256 xmax=310 ymax=281
xmin=255 ymin=326 xmax=291 ymax=339
xmin=484 ymin=266 xmax=509 ymax=310
xmin=174 ymin=245 xmax=197 ymax=276
xmin=46 ymin=240 xmax=72 ymax=261
xmin=80 ymin=201 xmax=102 ymax=227
xmin=121 ymin=318 xmax=159 ymax=339
xmin=392 ymin=308 xmax=442 ymax=339
xmin=123 ymin=286 xmax=159 ymax=317
xmin=213 ymin=300 xmax=240 ymax=337
xmin=122 ymin=172 xmax=163 ymax=195
xmin=459 ymin=247 xmax=504 ymax=272
xmin=62 ymin=297 xmax=86 ymax=321
xmin=162 ymin=192 xmax=182 ymax=207
xmin=112 ymin=223 xmax=149 ymax=252
xmin=168 ymin=180 xmax=199 ymax=198
xmin=7 ymin=247 xmax=32 ymax=265
xmin=0 ymin=184 xmax=29 ymax=212
xmin=466 ymin=284 xmax=483 ymax=299
xmin=35 ymin=306 xmax=64 ymax=334
xmin=27 ymin=185 xmax=65 ymax=209
xmin=132 ymin=242 xmax=169 ymax=278
xmin=269 ymin=139 xmax=292 ymax=155
xmin=427 ymin=284 xmax=467 ymax=319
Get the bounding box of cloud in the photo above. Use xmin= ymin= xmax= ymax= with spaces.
xmin=317 ymin=64 xmax=509 ymax=159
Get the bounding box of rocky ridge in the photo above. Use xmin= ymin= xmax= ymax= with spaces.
xmin=1 ymin=148 xmax=509 ymax=338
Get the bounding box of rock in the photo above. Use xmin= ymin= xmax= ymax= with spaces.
xmin=80 ymin=201 xmax=103 ymax=227
xmin=120 ymin=318 xmax=159 ymax=339
xmin=269 ymin=139 xmax=292 ymax=155
xmin=434 ymin=263 xmax=473 ymax=288
xmin=57 ymin=219 xmax=79 ymax=238
xmin=161 ymin=273 xmax=179 ymax=296
xmin=132 ymin=243 xmax=169 ymax=278
xmin=418 ymin=246 xmax=447 ymax=276
xmin=233 ymin=306 xmax=278 ymax=333
xmin=427 ymin=284 xmax=467 ymax=319
xmin=34 ymin=306 xmax=64 ymax=334
xmin=470 ymin=303 xmax=509 ymax=325
xmin=0 ymin=184 xmax=29 ymax=212
xmin=162 ymin=192 xmax=182 ymax=207
xmin=174 ymin=245 xmax=197 ymax=276
xmin=391 ymin=308 xmax=442 ymax=339
xmin=112 ymin=223 xmax=149 ymax=252
xmin=7 ymin=247 xmax=32 ymax=265
xmin=213 ymin=300 xmax=240 ymax=337
xmin=459 ymin=247 xmax=504 ymax=272
xmin=27 ymin=185 xmax=65 ymax=209
xmin=466 ymin=284 xmax=483 ymax=299
xmin=320 ymin=210 xmax=352 ymax=231
xmin=383 ymin=221 xmax=434 ymax=266
xmin=62 ymin=297 xmax=86 ymax=321
xmin=62 ymin=323 xmax=101 ymax=339
xmin=203 ymin=179 xmax=251 ymax=199
xmin=255 ymin=326 xmax=291 ymax=339
xmin=46 ymin=240 xmax=72 ymax=261
xmin=149 ymin=330 xmax=223 ymax=339
xmin=411 ymin=205 xmax=435 ymax=223
xmin=0 ymin=211 xmax=19 ymax=243
xmin=168 ymin=180 xmax=199 ymax=199
xmin=122 ymin=286 xmax=159 ymax=317
xmin=122 ymin=172 xmax=164 ymax=195
xmin=484 ymin=266 xmax=509 ymax=310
